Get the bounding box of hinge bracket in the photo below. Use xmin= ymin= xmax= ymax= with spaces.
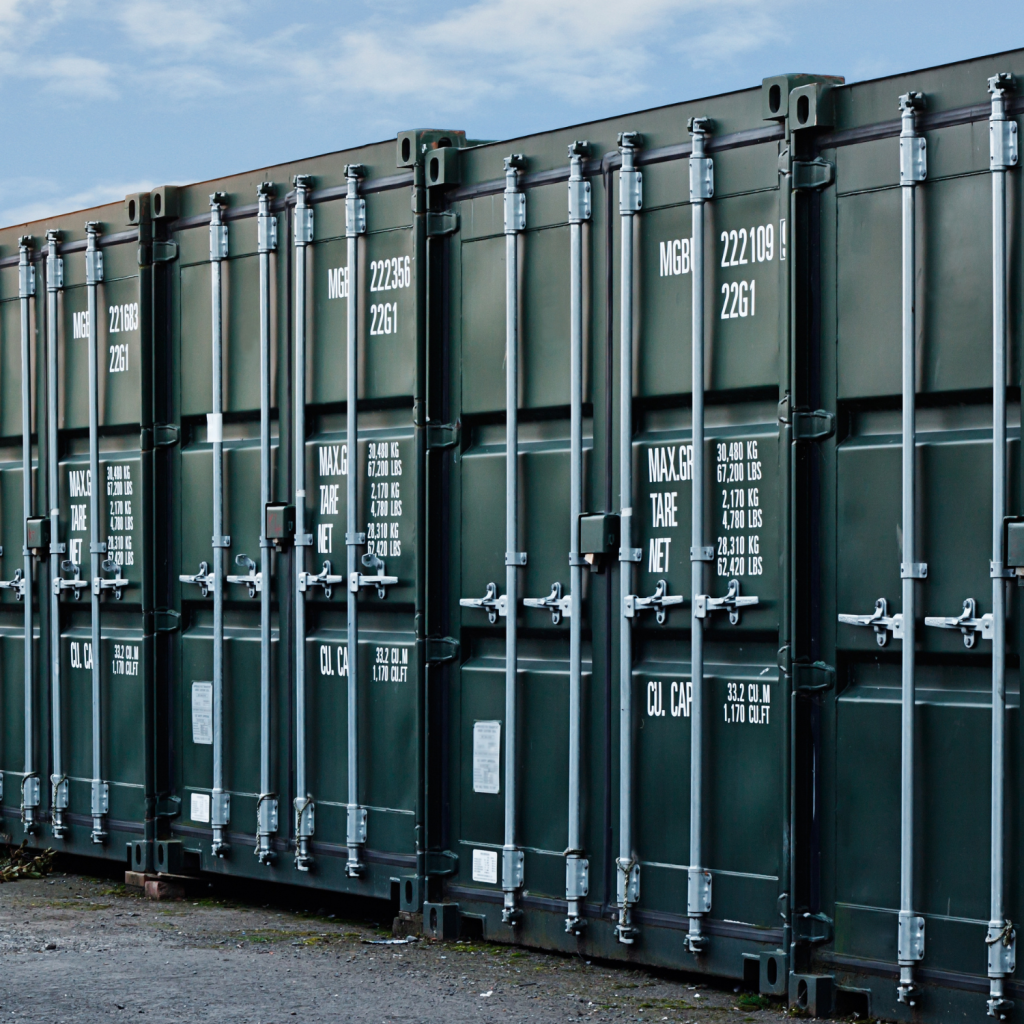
xmin=425 ymin=850 xmax=459 ymax=877
xmin=426 ymin=421 xmax=461 ymax=449
xmin=152 ymin=240 xmax=179 ymax=263
xmin=792 ymin=157 xmax=835 ymax=190
xmin=426 ymin=211 xmax=459 ymax=237
xmin=792 ymin=660 xmax=836 ymax=694
xmin=425 ymin=636 xmax=459 ymax=664
xmin=792 ymin=408 xmax=836 ymax=441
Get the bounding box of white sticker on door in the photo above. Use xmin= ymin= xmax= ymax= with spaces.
xmin=472 ymin=721 xmax=501 ymax=794
xmin=191 ymin=792 xmax=211 ymax=823
xmin=191 ymin=681 xmax=213 ymax=745
xmin=472 ymin=848 xmax=498 ymax=884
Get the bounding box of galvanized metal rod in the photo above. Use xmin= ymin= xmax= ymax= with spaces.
xmin=293 ymin=175 xmax=314 ymax=871
xmin=256 ymin=183 xmax=277 ymax=864
xmin=46 ymin=231 xmax=66 ymax=839
xmin=687 ymin=118 xmax=712 ymax=954
xmin=566 ymin=142 xmax=590 ymax=933
xmin=209 ymin=194 xmax=229 ymax=857
xmin=987 ymin=72 xmax=1017 ymax=1015
xmin=503 ymin=154 xmax=525 ymax=923
xmin=344 ymin=164 xmax=366 ymax=878
xmin=85 ymin=222 xmax=106 ymax=843
xmin=17 ymin=239 xmax=37 ymax=832
xmin=615 ymin=133 xmax=641 ymax=944
xmin=896 ymin=92 xmax=925 ymax=1003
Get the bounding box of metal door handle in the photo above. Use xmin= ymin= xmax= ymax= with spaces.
xmin=226 ymin=553 xmax=262 ymax=598
xmin=299 ymin=560 xmax=345 ymax=599
xmin=624 ymin=579 xmax=685 ymax=624
xmin=523 ymin=581 xmax=572 ymax=624
xmin=96 ymin=558 xmax=130 ymax=599
xmin=924 ymin=597 xmax=994 ymax=648
xmin=460 ymin=581 xmax=507 ymax=623
xmin=694 ymin=578 xmax=758 ymax=625
xmin=838 ymin=596 xmax=903 ymax=646
xmin=179 ymin=561 xmax=215 ymax=597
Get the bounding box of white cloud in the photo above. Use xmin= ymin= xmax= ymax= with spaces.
xmin=0 ymin=180 xmax=160 ymax=227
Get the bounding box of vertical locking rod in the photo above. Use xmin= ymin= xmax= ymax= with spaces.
xmin=566 ymin=141 xmax=591 ymax=933
xmin=687 ymin=117 xmax=714 ymax=954
xmin=987 ymin=72 xmax=1018 ymax=1020
xmin=209 ymin=193 xmax=230 ymax=857
xmin=616 ymin=132 xmax=642 ymax=944
xmin=502 ymin=154 xmax=526 ymax=923
xmin=18 ymin=238 xmax=38 ymax=833
xmin=46 ymin=230 xmax=67 ymax=838
xmin=256 ymin=183 xmax=278 ymax=863
xmin=292 ymin=175 xmax=315 ymax=871
xmin=897 ymin=91 xmax=927 ymax=1005
xmin=85 ymin=221 xmax=107 ymax=843
xmin=344 ymin=164 xmax=367 ymax=877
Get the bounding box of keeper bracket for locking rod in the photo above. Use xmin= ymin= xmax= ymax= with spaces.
xmin=899 ymin=92 xmax=928 ymax=184
xmin=56 ymin=559 xmax=88 ymax=599
xmin=838 ymin=597 xmax=904 ymax=647
xmin=350 ymin=553 xmax=398 ymax=599
xmin=300 ymin=560 xmax=344 ymax=599
xmin=95 ymin=559 xmax=129 ymax=599
xmin=460 ymin=582 xmax=507 ymax=623
xmin=924 ymin=598 xmax=994 ymax=649
xmin=694 ymin=578 xmax=758 ymax=626
xmin=624 ymin=580 xmax=684 ymax=625
xmin=180 ymin=561 xmax=215 ymax=598
xmin=523 ymin=581 xmax=572 ymax=624
xmin=226 ymin=553 xmax=262 ymax=597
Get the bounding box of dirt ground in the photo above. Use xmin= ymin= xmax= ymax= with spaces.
xmin=0 ymin=863 xmax=799 ymax=1023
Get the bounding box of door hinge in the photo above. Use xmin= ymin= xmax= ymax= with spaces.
xmin=426 ymin=211 xmax=459 ymax=237
xmin=425 ymin=850 xmax=459 ymax=877
xmin=152 ymin=240 xmax=179 ymax=263
xmin=792 ymin=408 xmax=835 ymax=441
xmin=426 ymin=421 xmax=461 ymax=450
xmin=156 ymin=795 xmax=182 ymax=819
xmin=425 ymin=636 xmax=459 ymax=664
xmin=154 ymin=608 xmax=181 ymax=633
xmin=793 ymin=910 xmax=833 ymax=945
xmin=792 ymin=660 xmax=836 ymax=694
xmin=792 ymin=157 xmax=835 ymax=190
xmin=156 ymin=423 xmax=180 ymax=447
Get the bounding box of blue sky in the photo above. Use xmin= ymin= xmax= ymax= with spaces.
xmin=0 ymin=0 xmax=1021 ymax=226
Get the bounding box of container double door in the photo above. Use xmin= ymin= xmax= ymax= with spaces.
xmin=443 ymin=117 xmax=791 ymax=967
xmin=168 ymin=166 xmax=424 ymax=894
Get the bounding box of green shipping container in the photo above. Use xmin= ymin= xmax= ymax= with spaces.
xmin=1 ymin=45 xmax=1024 ymax=1024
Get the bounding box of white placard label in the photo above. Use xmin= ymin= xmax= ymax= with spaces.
xmin=472 ymin=721 xmax=501 ymax=794
xmin=206 ymin=413 xmax=223 ymax=443
xmin=191 ymin=792 xmax=211 ymax=823
xmin=191 ymin=681 xmax=213 ymax=745
xmin=472 ymin=848 xmax=498 ymax=885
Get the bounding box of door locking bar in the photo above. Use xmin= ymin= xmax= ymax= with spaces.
xmin=838 ymin=597 xmax=903 ymax=646
xmin=56 ymin=560 xmax=88 ymax=599
xmin=0 ymin=568 xmax=26 ymax=600
xmin=624 ymin=580 xmax=684 ymax=624
xmin=95 ymin=559 xmax=129 ymax=599
xmin=924 ymin=598 xmax=993 ymax=649
xmin=350 ymin=553 xmax=398 ymax=599
xmin=694 ymin=578 xmax=758 ymax=625
xmin=523 ymin=581 xmax=571 ymax=624
xmin=300 ymin=560 xmax=344 ymax=598
xmin=226 ymin=553 xmax=262 ymax=597
xmin=180 ymin=561 xmax=215 ymax=597
xmin=460 ymin=582 xmax=507 ymax=623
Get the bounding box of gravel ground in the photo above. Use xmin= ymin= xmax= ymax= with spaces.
xmin=0 ymin=866 xmax=797 ymax=1023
